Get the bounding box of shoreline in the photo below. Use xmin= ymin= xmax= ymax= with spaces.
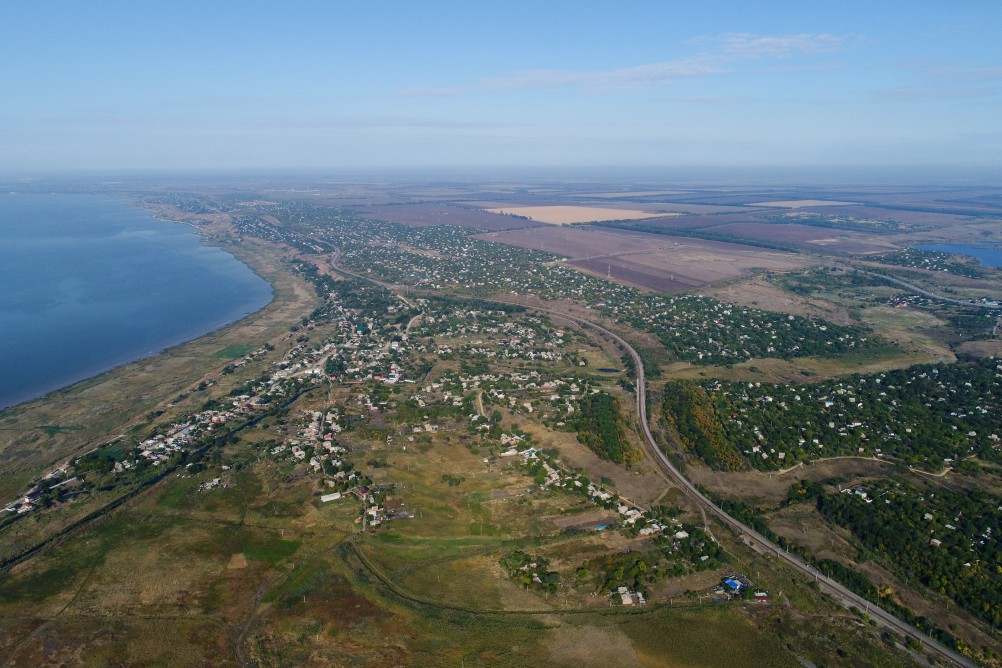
xmin=0 ymin=204 xmax=275 ymax=413
xmin=0 ymin=207 xmax=320 ymax=498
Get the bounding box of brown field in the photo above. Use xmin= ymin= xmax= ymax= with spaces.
xmin=802 ymin=237 xmax=896 ymax=254
xmin=513 ymin=399 xmax=669 ymax=508
xmin=700 ymin=276 xmax=846 ymax=322
xmin=701 ymin=222 xmax=893 ymax=254
xmin=477 ymin=225 xmax=666 ymax=257
xmin=747 ymin=200 xmax=860 ymax=208
xmin=767 ymin=504 xmax=859 ymax=562
xmin=477 ymin=225 xmax=808 ymax=292
xmin=815 ymin=205 xmax=981 ymax=229
xmin=485 ymin=206 xmax=665 ymax=225
xmin=613 ymin=212 xmax=762 ymax=230
xmin=569 ymin=257 xmax=703 ymax=292
xmin=687 ymin=458 xmax=896 ymax=508
xmin=580 ymin=201 xmax=757 ymax=215
xmin=355 ymin=204 xmax=538 ymax=231
xmin=637 ymin=202 xmax=762 ymax=214
xmin=956 ymin=340 xmax=1002 ymax=357
xmin=577 ymin=190 xmax=691 ymax=198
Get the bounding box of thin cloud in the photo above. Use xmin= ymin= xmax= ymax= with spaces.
xmin=718 ymin=33 xmax=846 ymax=58
xmin=480 ymin=57 xmax=722 ymax=93
xmin=873 ymin=64 xmax=1002 ymax=101
xmin=922 ymin=65 xmax=1002 ymax=82
xmin=402 ymin=32 xmax=848 ymax=95
xmin=398 ymin=86 xmax=466 ymax=97
xmin=5 ymin=112 xmax=518 ymax=133
xmin=874 ymin=85 xmax=998 ymax=101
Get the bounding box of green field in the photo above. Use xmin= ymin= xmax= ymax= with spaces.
xmin=212 ymin=344 xmax=256 ymax=359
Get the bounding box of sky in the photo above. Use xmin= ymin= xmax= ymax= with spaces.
xmin=2 ymin=1 xmax=1001 ymax=173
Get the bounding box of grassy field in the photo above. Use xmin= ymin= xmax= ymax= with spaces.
xmin=0 ymin=404 xmax=923 ymax=667
xmin=211 ymin=343 xmax=256 ymax=359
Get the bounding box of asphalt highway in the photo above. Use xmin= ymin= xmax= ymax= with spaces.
xmin=330 ymin=254 xmax=976 ymax=667
xmin=545 ymin=306 xmax=976 ymax=668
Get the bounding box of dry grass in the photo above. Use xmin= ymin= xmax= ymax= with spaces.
xmin=766 ymin=503 xmax=859 ymax=562
xmin=956 ymin=339 xmax=1002 ymax=357
xmin=859 ymin=306 xmax=956 ymax=365
xmin=700 ymin=276 xmax=848 ymax=322
xmin=513 ymin=408 xmax=669 ymax=508
xmin=686 ymin=457 xmax=892 ymax=508
xmin=227 ymin=553 xmax=249 ymax=569
xmin=547 ymin=625 xmax=644 ymax=667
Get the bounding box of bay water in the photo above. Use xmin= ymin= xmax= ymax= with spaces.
xmin=916 ymin=242 xmax=1002 ymax=267
xmin=0 ymin=193 xmax=272 ymax=410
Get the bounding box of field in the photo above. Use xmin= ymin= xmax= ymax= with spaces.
xmin=748 ymin=200 xmax=860 ymax=208
xmin=475 ymin=226 xmax=809 ymax=292
xmin=627 ymin=203 xmax=757 ymax=214
xmin=570 ymin=190 xmax=691 ymax=199
xmin=355 ymin=203 xmax=538 ymax=231
xmin=485 ymin=206 xmax=666 ymax=225
xmin=703 ymin=222 xmax=891 ymax=254
xmin=700 ymin=276 xmax=849 ymax=322
xmin=0 ymin=379 xmax=843 ymax=667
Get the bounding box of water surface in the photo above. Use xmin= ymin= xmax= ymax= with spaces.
xmin=915 ymin=243 xmax=1002 ymax=267
xmin=0 ymin=193 xmax=272 ymax=409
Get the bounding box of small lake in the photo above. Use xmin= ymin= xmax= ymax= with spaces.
xmin=0 ymin=193 xmax=273 ymax=410
xmin=916 ymin=243 xmax=1002 ymax=267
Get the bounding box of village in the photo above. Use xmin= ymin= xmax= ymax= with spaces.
xmin=691 ymin=358 xmax=1002 ymax=470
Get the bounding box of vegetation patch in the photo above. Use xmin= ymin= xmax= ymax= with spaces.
xmin=37 ymin=424 xmax=83 ymax=437
xmin=661 ymin=382 xmax=745 ymax=470
xmin=868 ymin=248 xmax=987 ymax=278
xmin=241 ymin=532 xmax=301 ymax=565
xmin=572 ymin=391 xmax=639 ymax=465
xmin=816 ymin=479 xmax=1001 ymax=629
xmin=499 ymin=550 xmax=560 ymax=592
xmin=212 ymin=344 xmax=255 ymax=359
xmin=666 ymin=358 xmax=1002 ymax=471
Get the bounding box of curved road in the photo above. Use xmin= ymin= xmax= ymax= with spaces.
xmin=533 ymin=304 xmax=976 ymax=668
xmin=328 ymin=254 xmax=976 ymax=667
xmin=851 ymin=267 xmax=1001 ymax=310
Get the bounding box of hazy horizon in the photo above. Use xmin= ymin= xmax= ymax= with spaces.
xmin=4 ymin=165 xmax=1002 ymax=189
xmin=3 ymin=1 xmax=1001 ymax=173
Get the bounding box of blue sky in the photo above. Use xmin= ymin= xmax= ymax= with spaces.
xmin=2 ymin=1 xmax=1000 ymax=172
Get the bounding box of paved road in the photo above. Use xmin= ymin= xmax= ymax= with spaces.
xmin=329 ymin=254 xmax=976 ymax=667
xmin=852 ymin=267 xmax=1001 ymax=310
xmin=472 ymin=300 xmax=975 ymax=668
xmin=540 ymin=306 xmax=975 ymax=668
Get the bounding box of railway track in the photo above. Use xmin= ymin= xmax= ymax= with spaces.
xmin=329 ymin=253 xmax=976 ymax=667
xmin=534 ymin=305 xmax=976 ymax=668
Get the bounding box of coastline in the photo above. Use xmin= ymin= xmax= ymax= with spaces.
xmin=0 ymin=210 xmax=320 ymax=498
xmin=0 ymin=205 xmax=273 ymax=412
